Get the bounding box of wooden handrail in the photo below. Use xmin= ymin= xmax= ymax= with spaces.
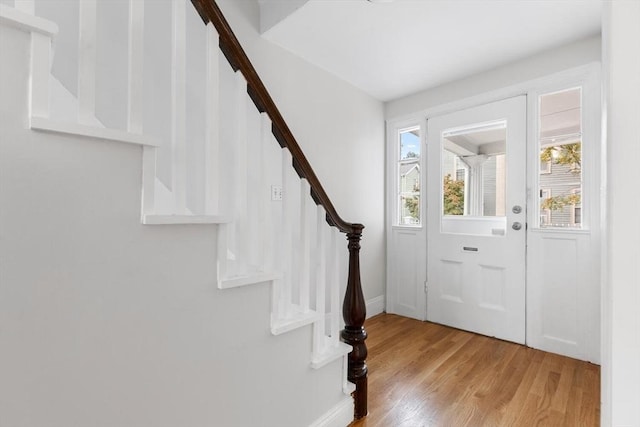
xmin=190 ymin=0 xmax=368 ymax=419
xmin=191 ymin=0 xmax=361 ymax=235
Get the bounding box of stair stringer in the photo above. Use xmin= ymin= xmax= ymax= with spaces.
xmin=12 ymin=0 xmax=352 ymax=373
xmin=6 ymin=0 xmax=356 ymax=417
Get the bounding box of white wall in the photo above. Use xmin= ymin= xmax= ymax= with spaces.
xmin=259 ymin=0 xmax=309 ymax=33
xmin=602 ymin=1 xmax=640 ymax=426
xmin=0 ymin=2 xmax=384 ymax=424
xmin=386 ymin=35 xmax=601 ymax=120
xmin=218 ymin=0 xmax=386 ymax=306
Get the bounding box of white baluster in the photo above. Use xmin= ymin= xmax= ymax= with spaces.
xmin=128 ymin=0 xmax=144 ymax=134
xmin=299 ymin=179 xmax=311 ymax=312
xmin=280 ymin=149 xmax=294 ymax=319
xmin=171 ymin=0 xmax=186 ymax=213
xmin=14 ymin=0 xmax=34 ymax=15
xmin=233 ymin=71 xmax=248 ymax=276
xmin=259 ymin=113 xmax=272 ymax=271
xmin=330 ymin=227 xmax=340 ymax=344
xmin=313 ymin=206 xmax=327 ymax=356
xmin=244 ymin=107 xmax=262 ymax=271
xmin=205 ymin=23 xmax=220 ymax=214
xmin=30 ymin=32 xmax=51 ymax=119
xmin=78 ymin=0 xmax=97 ymax=125
xmin=127 ymin=0 xmax=155 ymax=217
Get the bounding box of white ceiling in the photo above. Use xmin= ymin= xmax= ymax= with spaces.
xmin=260 ymin=0 xmax=602 ymax=102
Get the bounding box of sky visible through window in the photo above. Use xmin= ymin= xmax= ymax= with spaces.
xmin=400 ymin=130 xmax=420 ymax=159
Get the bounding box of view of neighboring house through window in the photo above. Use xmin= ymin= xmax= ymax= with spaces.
xmin=538 ymin=87 xmax=583 ymax=229
xmin=540 ymin=189 xmax=552 ymax=226
xmin=398 ymin=127 xmax=420 ymax=225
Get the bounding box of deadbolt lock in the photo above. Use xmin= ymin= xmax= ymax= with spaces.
xmin=512 ymin=205 xmax=522 ymax=214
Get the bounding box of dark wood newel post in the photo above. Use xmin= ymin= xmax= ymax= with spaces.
xmin=341 ymin=224 xmax=368 ymax=419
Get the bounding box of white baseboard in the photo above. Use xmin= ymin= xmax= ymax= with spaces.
xmin=308 ymin=396 xmax=354 ymax=427
xmin=366 ymin=295 xmax=385 ymax=319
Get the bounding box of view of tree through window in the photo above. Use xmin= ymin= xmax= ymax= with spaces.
xmin=443 ymin=173 xmax=464 ymax=215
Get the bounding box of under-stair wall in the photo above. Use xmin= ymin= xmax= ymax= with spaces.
xmin=0 ymin=0 xmax=385 ymax=426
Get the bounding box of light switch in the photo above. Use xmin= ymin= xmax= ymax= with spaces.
xmin=271 ymin=185 xmax=283 ymax=201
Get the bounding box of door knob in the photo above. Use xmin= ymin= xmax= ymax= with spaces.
xmin=512 ymin=222 xmax=522 ymax=231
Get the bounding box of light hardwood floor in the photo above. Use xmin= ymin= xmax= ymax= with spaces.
xmin=349 ymin=314 xmax=600 ymax=427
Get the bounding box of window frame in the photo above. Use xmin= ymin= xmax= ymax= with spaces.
xmin=397 ymin=126 xmax=421 ymax=226
xmin=531 ymin=84 xmax=592 ymax=231
xmin=388 ymin=119 xmax=426 ymax=228
xmin=570 ymin=188 xmax=582 ymax=226
xmin=540 ymin=159 xmax=552 ymax=174
xmin=540 ymin=188 xmax=552 ymax=226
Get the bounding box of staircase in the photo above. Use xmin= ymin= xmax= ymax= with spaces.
xmin=0 ymin=0 xmax=367 ymax=425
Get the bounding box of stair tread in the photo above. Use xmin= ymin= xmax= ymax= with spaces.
xmin=271 ymin=307 xmax=321 ymax=336
xmin=218 ymin=271 xmax=281 ymax=289
xmin=0 ymin=4 xmax=58 ymax=36
xmin=31 ymin=116 xmax=161 ymax=147
xmin=143 ymin=214 xmax=231 ymax=225
xmin=311 ymin=341 xmax=352 ymax=369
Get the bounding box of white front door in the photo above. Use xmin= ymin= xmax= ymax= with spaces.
xmin=426 ymin=96 xmax=527 ymax=344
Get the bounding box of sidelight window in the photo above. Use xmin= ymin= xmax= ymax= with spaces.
xmin=537 ymin=87 xmax=583 ymax=229
xmin=398 ymin=127 xmax=421 ymax=226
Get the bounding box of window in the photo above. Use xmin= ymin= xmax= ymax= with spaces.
xmin=537 ymin=87 xmax=583 ymax=229
xmin=540 ymin=159 xmax=551 ymax=174
xmin=398 ymin=127 xmax=421 ymax=226
xmin=540 ymin=189 xmax=552 ymax=226
xmin=441 ymin=120 xmax=506 ymax=218
xmin=571 ymin=189 xmax=582 ymax=226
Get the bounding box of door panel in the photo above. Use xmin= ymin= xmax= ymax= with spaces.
xmin=427 ymin=96 xmax=527 ymax=344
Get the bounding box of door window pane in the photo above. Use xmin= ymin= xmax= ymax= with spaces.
xmin=538 ymin=88 xmax=582 ymax=229
xmin=398 ymin=128 xmax=420 ymax=226
xmin=440 ymin=120 xmax=508 ymax=237
xmin=441 ymin=121 xmax=507 ymax=217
